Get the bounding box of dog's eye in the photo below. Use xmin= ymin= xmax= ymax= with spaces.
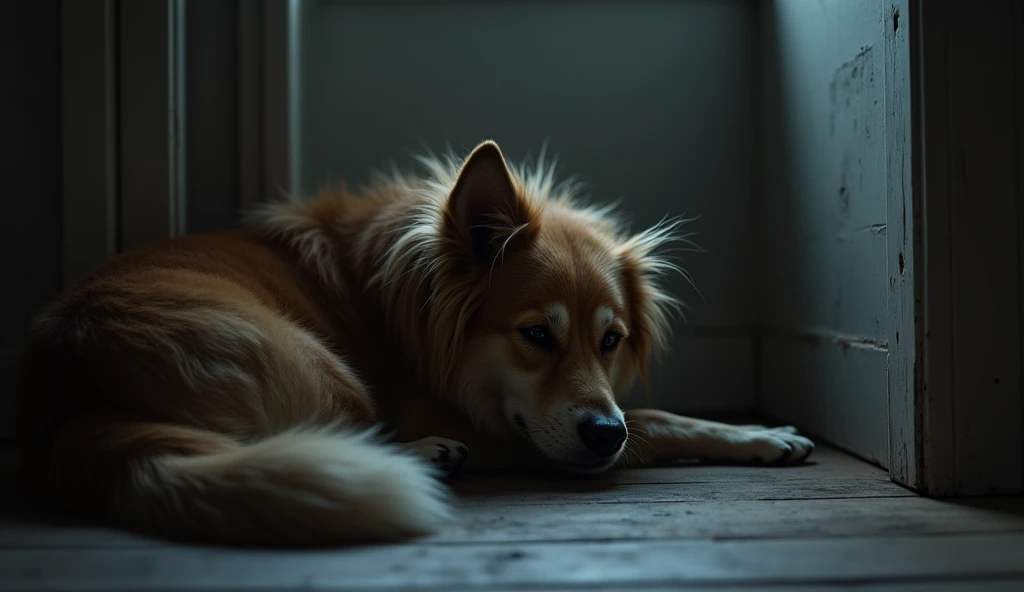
xmin=520 ymin=326 xmax=555 ymax=349
xmin=601 ymin=331 xmax=622 ymax=353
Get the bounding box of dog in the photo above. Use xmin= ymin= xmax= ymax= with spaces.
xmin=15 ymin=140 xmax=813 ymax=546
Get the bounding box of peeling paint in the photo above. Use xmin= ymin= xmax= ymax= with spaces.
xmin=848 ymin=223 xmax=888 ymax=236
xmin=829 ymin=46 xmax=874 ymax=139
xmin=830 ymin=46 xmax=876 ymax=221
xmin=835 ymin=223 xmax=886 ymax=243
xmin=839 ymin=153 xmax=851 ymax=214
xmin=763 ymin=326 xmax=889 ymax=353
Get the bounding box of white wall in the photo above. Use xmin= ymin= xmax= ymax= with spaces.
xmin=758 ymin=0 xmax=889 ymax=465
xmin=298 ymin=0 xmax=759 ymax=413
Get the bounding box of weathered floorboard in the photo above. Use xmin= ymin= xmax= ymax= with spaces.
xmin=2 ymin=533 xmax=1024 ymax=591
xmin=6 ymin=496 xmax=1021 ymax=550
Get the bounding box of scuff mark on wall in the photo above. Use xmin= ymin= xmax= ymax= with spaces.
xmin=841 ymin=223 xmax=887 ymax=240
xmin=761 ymin=325 xmax=889 ymax=352
xmin=830 ymin=45 xmax=877 ymax=223
xmin=839 ymin=153 xmax=851 ymax=214
xmin=829 ymin=46 xmax=874 ymax=139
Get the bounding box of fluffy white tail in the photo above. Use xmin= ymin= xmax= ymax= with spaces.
xmin=41 ymin=420 xmax=451 ymax=546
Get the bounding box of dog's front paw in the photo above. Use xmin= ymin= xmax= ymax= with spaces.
xmin=405 ymin=436 xmax=469 ymax=479
xmin=736 ymin=424 xmax=799 ymax=435
xmin=742 ymin=427 xmax=814 ymax=465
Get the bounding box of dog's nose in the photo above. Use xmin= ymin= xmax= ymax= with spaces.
xmin=577 ymin=415 xmax=627 ymax=458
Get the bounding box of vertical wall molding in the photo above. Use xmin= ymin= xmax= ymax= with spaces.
xmin=62 ymin=0 xmax=301 ymax=256
xmin=61 ymin=0 xmax=119 ymax=285
xmin=62 ymin=0 xmax=189 ymax=268
xmin=118 ymin=0 xmax=188 ymax=250
xmin=238 ymin=0 xmax=301 ymax=209
xmin=884 ymin=0 xmax=919 ymax=490
xmin=1016 ymin=0 xmax=1024 ymax=494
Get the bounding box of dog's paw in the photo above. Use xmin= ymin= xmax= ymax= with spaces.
xmin=742 ymin=428 xmax=814 ymax=465
xmin=735 ymin=424 xmax=798 ymax=434
xmin=405 ymin=436 xmax=469 ymax=479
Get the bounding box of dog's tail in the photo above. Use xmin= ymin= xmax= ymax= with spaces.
xmin=29 ymin=414 xmax=450 ymax=546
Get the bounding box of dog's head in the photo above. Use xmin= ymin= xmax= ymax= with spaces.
xmin=396 ymin=141 xmax=687 ymax=473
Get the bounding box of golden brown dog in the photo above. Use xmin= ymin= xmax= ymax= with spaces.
xmin=16 ymin=141 xmax=813 ymax=546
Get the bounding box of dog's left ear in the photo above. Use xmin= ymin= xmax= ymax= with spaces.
xmin=445 ymin=141 xmax=535 ymax=262
xmin=616 ymin=224 xmax=684 ymax=385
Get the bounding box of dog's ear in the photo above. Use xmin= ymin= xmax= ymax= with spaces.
xmin=615 ymin=222 xmax=685 ymax=386
xmin=445 ymin=141 xmax=534 ymax=262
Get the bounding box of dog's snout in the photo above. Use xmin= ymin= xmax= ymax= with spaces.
xmin=577 ymin=415 xmax=627 ymax=458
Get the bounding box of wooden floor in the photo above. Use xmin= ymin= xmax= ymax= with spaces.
xmin=2 ymin=443 xmax=1024 ymax=591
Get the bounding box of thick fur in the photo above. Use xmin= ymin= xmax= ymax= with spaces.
xmin=16 ymin=140 xmax=813 ymax=547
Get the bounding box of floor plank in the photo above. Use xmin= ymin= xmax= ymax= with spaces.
xmin=452 ymin=445 xmax=907 ymax=505
xmin=504 ymin=584 xmax=1024 ymax=592
xmin=6 ymin=496 xmax=1021 ymax=549
xmin=452 ymin=475 xmax=908 ymax=506
xmin=438 ymin=497 xmax=1024 ymax=543
xmin=462 ymin=444 xmax=888 ymax=484
xmin=2 ymin=533 xmax=1024 ymax=591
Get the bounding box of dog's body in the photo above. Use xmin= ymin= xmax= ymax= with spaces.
xmin=16 ymin=141 xmax=813 ymax=546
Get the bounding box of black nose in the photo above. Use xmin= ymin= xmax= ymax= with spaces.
xmin=577 ymin=415 xmax=627 ymax=457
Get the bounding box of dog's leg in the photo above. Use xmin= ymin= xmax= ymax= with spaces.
xmin=404 ymin=437 xmax=469 ymax=478
xmin=619 ymin=409 xmax=814 ymax=467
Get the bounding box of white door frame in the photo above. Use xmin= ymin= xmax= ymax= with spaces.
xmin=886 ymin=0 xmax=1024 ymax=496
